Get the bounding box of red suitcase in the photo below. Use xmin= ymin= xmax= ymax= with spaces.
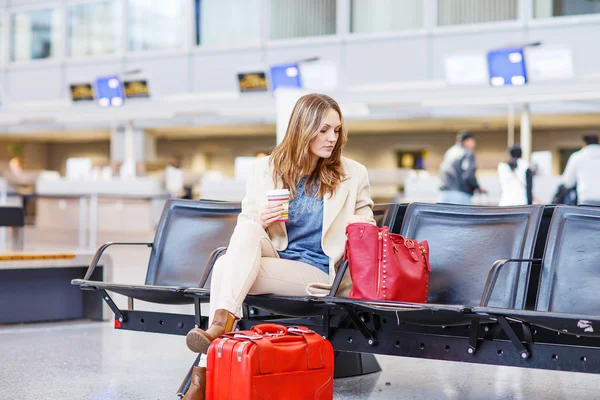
xmin=205 ymin=324 xmax=334 ymax=400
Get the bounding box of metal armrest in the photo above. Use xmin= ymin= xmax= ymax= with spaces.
xmin=84 ymin=242 xmax=153 ymax=280
xmin=328 ymin=260 xmax=349 ymax=297
xmin=197 ymin=246 xmax=228 ymax=288
xmin=479 ymin=258 xmax=542 ymax=307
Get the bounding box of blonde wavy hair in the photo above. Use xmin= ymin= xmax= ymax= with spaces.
xmin=270 ymin=93 xmax=347 ymax=199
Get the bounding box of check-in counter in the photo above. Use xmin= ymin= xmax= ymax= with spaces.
xmin=0 ymin=250 xmax=112 ymax=323
xmin=403 ymin=175 xmax=562 ymax=205
xmin=0 ymin=177 xmax=23 ymax=207
xmin=35 ymin=178 xmax=169 ymax=248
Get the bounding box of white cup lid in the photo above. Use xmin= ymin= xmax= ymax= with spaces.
xmin=267 ymin=189 xmax=290 ymax=196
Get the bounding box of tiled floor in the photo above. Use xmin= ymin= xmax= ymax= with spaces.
xmin=2 ymin=320 xmax=600 ymax=400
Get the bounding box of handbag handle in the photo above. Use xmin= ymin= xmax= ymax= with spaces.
xmin=251 ymin=324 xmax=288 ymax=335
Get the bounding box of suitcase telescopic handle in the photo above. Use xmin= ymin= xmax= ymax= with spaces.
xmin=251 ymin=324 xmax=288 ymax=335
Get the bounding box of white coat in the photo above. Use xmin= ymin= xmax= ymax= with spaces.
xmin=238 ymin=156 xmax=375 ymax=295
xmin=498 ymin=159 xmax=530 ymax=206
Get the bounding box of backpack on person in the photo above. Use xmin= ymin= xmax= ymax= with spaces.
xmin=552 ymin=184 xmax=578 ymax=205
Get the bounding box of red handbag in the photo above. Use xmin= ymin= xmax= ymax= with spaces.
xmin=344 ymin=223 xmax=431 ymax=303
xmin=206 ymin=324 xmax=334 ymax=400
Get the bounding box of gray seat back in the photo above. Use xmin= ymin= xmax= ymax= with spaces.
xmin=537 ymin=206 xmax=600 ymax=314
xmin=145 ymin=199 xmax=241 ymax=287
xmin=373 ymin=203 xmax=399 ymax=228
xmin=401 ymin=203 xmax=543 ymax=308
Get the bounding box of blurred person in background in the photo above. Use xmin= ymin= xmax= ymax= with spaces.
xmin=438 ymin=131 xmax=486 ymax=205
xmin=498 ymin=145 xmax=534 ymax=206
xmin=561 ymin=133 xmax=600 ymax=205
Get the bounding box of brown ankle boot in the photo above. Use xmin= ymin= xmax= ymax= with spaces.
xmin=186 ymin=309 xmax=238 ymax=354
xmin=182 ymin=366 xmax=206 ymax=400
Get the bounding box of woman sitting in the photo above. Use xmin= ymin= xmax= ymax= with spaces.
xmin=185 ymin=93 xmax=375 ymax=354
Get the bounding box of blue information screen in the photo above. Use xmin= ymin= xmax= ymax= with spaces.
xmin=269 ymin=63 xmax=302 ymax=92
xmin=95 ymin=75 xmax=125 ymax=107
xmin=487 ymin=48 xmax=527 ymax=87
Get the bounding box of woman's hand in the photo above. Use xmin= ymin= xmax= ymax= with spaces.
xmin=257 ymin=202 xmax=285 ymax=230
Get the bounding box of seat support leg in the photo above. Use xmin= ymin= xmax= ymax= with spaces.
xmin=342 ymin=305 xmax=377 ymax=347
xmin=522 ymin=322 xmax=534 ymax=344
xmin=127 ymin=297 xmax=134 ymax=311
xmin=100 ymin=289 xmax=126 ymax=322
xmin=497 ymin=316 xmax=529 ymax=359
xmin=333 ymin=352 xmax=382 ymax=378
xmin=193 ymin=297 xmax=202 ymax=328
xmin=322 ymin=307 xmax=331 ymax=339
xmin=468 ymin=322 xmax=479 ymax=355
xmin=338 ymin=313 xmax=352 ymax=329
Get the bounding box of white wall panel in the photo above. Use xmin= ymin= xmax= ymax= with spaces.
xmin=7 ymin=0 xmax=45 ymax=6
xmin=527 ymin=23 xmax=600 ymax=77
xmin=0 ymin=73 xmax=4 ymax=102
xmin=65 ymin=62 xmax=123 ymax=85
xmin=265 ymin=44 xmax=343 ymax=86
xmin=125 ymin=56 xmax=189 ymax=97
xmin=344 ymin=37 xmax=429 ymax=85
xmin=6 ymin=66 xmax=61 ymax=101
xmin=265 ymin=43 xmax=342 ymax=66
xmin=191 ymin=50 xmax=263 ymax=92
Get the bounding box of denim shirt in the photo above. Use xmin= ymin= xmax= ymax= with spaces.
xmin=278 ymin=177 xmax=329 ymax=274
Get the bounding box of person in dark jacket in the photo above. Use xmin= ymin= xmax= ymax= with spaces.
xmin=439 ymin=131 xmax=486 ymax=204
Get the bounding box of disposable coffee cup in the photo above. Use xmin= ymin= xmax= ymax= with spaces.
xmin=267 ymin=189 xmax=290 ymax=222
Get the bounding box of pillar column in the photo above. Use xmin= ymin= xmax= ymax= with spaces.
xmin=507 ymin=103 xmax=515 ymax=148
xmin=274 ymin=88 xmax=308 ymax=145
xmin=110 ymin=121 xmax=156 ymax=177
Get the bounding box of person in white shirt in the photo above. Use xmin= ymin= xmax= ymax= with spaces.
xmin=562 ymin=134 xmax=600 ymax=205
xmin=498 ymin=145 xmax=532 ymax=206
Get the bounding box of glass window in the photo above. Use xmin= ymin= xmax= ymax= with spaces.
xmin=270 ymin=0 xmax=336 ymax=40
xmin=196 ymin=0 xmax=261 ymax=46
xmin=534 ymin=0 xmax=600 ymax=18
xmin=11 ymin=8 xmax=60 ymax=62
xmin=68 ymin=1 xmax=121 ymax=57
xmin=351 ymin=0 xmax=423 ymax=33
xmin=128 ymin=0 xmax=186 ymax=51
xmin=437 ymin=0 xmax=518 ymax=26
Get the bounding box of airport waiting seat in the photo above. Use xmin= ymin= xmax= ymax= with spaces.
xmin=183 ymin=202 xmax=402 ymax=318
xmin=73 ymin=200 xmax=600 ymax=377
xmin=71 ymin=199 xmax=240 ymax=332
xmin=475 ymin=205 xmax=600 ymax=338
xmin=319 ymin=203 xmax=544 ymax=328
xmin=73 ymin=200 xmax=600 ymax=378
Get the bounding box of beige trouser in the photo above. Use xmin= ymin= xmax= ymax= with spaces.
xmin=208 ymin=220 xmax=329 ymax=322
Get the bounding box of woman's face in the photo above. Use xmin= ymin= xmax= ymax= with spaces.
xmin=309 ymin=108 xmax=341 ymax=161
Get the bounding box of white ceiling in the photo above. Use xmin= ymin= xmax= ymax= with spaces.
xmin=2 ymin=77 xmax=600 ymax=141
